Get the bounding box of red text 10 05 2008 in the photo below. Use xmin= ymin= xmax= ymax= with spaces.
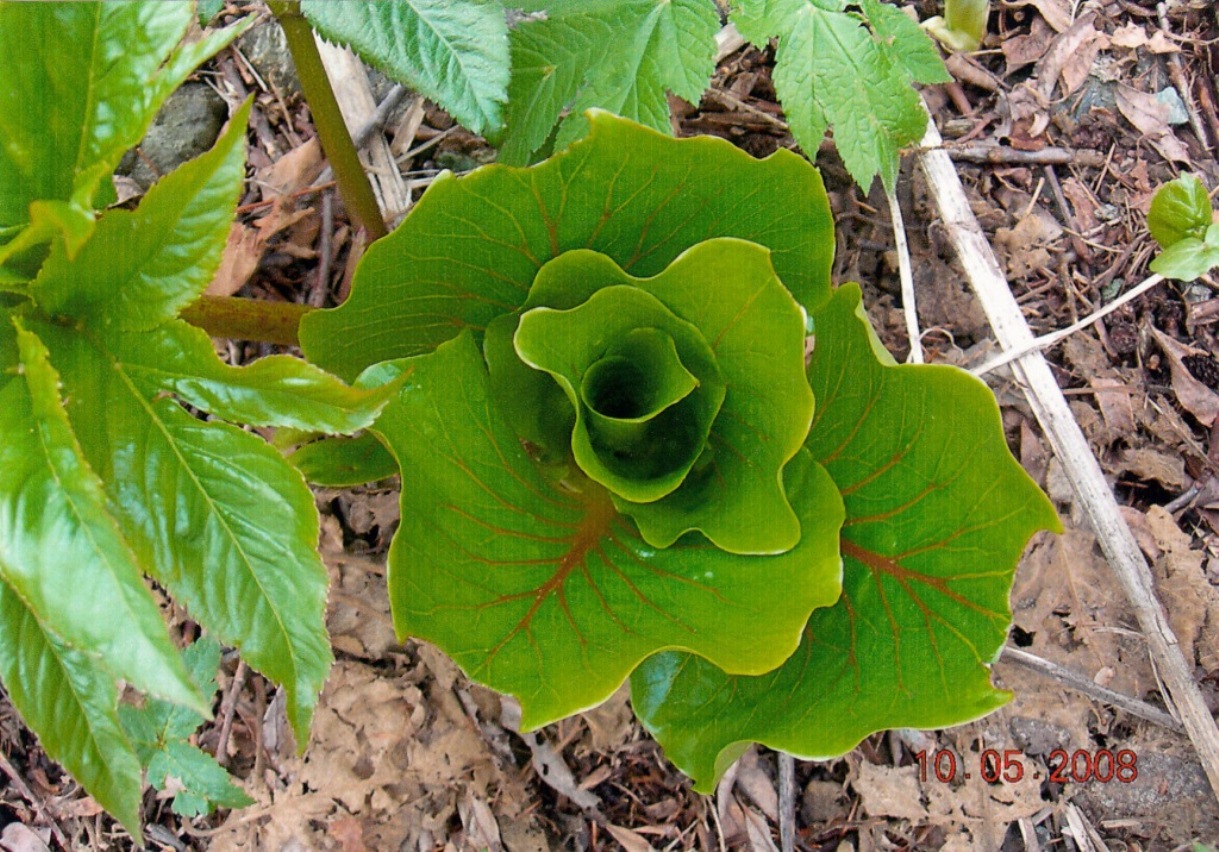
xmin=913 ymin=748 xmax=1138 ymax=784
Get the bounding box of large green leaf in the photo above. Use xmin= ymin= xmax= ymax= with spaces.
xmin=731 ymin=0 xmax=950 ymax=191
xmin=300 ymin=112 xmax=835 ymax=379
xmin=366 ymin=332 xmax=844 ymax=730
xmin=0 ymin=2 xmax=248 ymax=261
xmin=510 ymin=241 xmax=814 ymax=554
xmin=631 ymin=284 xmax=1059 ymax=789
xmin=301 ymin=0 xmax=509 ymax=137
xmin=0 ymin=578 xmax=142 ymax=840
xmin=496 ymin=0 xmax=719 ymax=165
xmin=32 ymin=101 xmax=251 ymax=331
xmin=0 ymin=320 xmax=203 ymax=714
xmin=32 ymin=317 xmax=333 ymax=749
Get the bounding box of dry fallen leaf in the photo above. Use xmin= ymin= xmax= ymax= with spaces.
xmin=1117 ymin=447 xmax=1189 ymax=489
xmin=1147 ymin=506 xmax=1219 ymax=669
xmin=1116 ymin=85 xmax=1192 ymax=164
xmin=1002 ymin=0 xmax=1073 ymax=32
xmin=1150 ymin=325 xmax=1219 ymax=425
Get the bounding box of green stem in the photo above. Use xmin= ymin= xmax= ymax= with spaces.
xmin=181 ymin=295 xmax=314 ymax=347
xmin=267 ymin=0 xmax=389 ymax=242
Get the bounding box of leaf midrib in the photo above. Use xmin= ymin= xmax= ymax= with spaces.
xmin=104 ymin=342 xmax=302 ymax=695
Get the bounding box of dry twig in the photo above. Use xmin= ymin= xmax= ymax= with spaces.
xmin=916 ymin=109 xmax=1219 ymax=804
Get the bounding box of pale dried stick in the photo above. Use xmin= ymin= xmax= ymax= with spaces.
xmin=915 ymin=112 xmax=1219 ymax=803
xmin=1157 ymin=2 xmax=1213 ymax=154
xmin=716 ymin=23 xmax=747 ymax=63
xmin=972 ymin=272 xmax=1165 ymax=376
xmin=1000 ymin=646 xmax=1183 ymax=732
xmin=887 ymin=187 xmax=923 ymax=363
xmin=778 ymin=752 xmax=796 ymax=852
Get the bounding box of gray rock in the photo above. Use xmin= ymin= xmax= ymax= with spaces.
xmin=235 ymin=18 xmax=299 ymax=97
xmin=117 ymin=82 xmax=228 ymax=189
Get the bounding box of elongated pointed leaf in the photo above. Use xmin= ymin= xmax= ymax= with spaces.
xmin=107 ymin=319 xmax=401 ymax=434
xmin=301 ymin=0 xmax=509 ymax=136
xmin=497 ymin=0 xmax=719 ymax=164
xmin=300 ymin=113 xmax=835 ymax=379
xmin=632 ymin=285 xmax=1059 ymax=789
xmin=368 ymin=332 xmax=844 ymax=730
xmin=0 ymin=578 xmax=142 ymax=840
xmin=31 ymin=320 xmax=332 ymax=748
xmin=0 ymin=2 xmax=248 ymax=257
xmin=0 ymin=320 xmax=203 ymax=713
xmin=32 ymin=101 xmax=251 ymax=331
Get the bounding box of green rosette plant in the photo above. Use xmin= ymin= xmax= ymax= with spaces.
xmin=300 ymin=111 xmax=1060 ymax=772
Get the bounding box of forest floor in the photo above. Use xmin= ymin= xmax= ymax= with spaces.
xmin=3 ymin=1 xmax=1219 ymax=850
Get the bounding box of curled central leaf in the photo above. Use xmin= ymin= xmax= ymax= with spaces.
xmin=505 ymin=241 xmax=813 ymax=555
xmin=517 ymin=285 xmax=723 ymax=503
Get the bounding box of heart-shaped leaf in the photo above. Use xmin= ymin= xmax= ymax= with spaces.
xmin=299 ymin=112 xmax=835 ymax=379
xmin=365 ymin=331 xmax=844 ymax=730
xmin=631 ymin=284 xmax=1060 ymax=789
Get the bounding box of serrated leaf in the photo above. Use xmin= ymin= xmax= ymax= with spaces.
xmin=0 ymin=320 xmax=204 ymax=715
xmin=120 ymin=636 xmax=254 ymax=818
xmin=287 ymin=432 xmax=400 ymax=487
xmin=30 ymin=319 xmax=332 ymax=749
xmin=1149 ymin=174 xmax=1214 ymax=248
xmin=32 ymin=101 xmax=251 ymax=331
xmin=149 ymin=740 xmax=254 ymax=817
xmin=497 ymin=0 xmax=720 ymax=164
xmin=631 ymin=284 xmax=1059 ymax=789
xmin=368 ymin=332 xmax=844 ymax=729
xmin=300 ymin=0 xmax=509 ymax=136
xmin=0 ymin=578 xmax=143 ymax=840
xmin=1150 ymin=223 xmax=1219 ymax=281
xmin=300 ymin=113 xmax=835 ymax=379
xmin=731 ymin=0 xmax=945 ymax=190
xmin=120 ymin=636 xmax=223 ymax=760
xmin=861 ymin=0 xmax=953 ymax=83
xmin=0 ymin=3 xmax=248 ymax=259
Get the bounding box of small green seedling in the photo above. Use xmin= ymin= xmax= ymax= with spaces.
xmin=1149 ymin=174 xmax=1219 ymax=281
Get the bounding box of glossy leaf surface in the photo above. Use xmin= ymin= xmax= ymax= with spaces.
xmin=32 ymin=101 xmax=251 ymax=331
xmin=301 ymin=0 xmax=509 ymax=136
xmin=631 ymin=285 xmax=1060 ymax=789
xmin=0 ymin=580 xmax=142 ymax=838
xmin=1148 ymin=173 xmax=1214 ymax=248
xmin=0 ymin=2 xmax=246 ymax=262
xmin=299 ymin=113 xmax=835 ymax=379
xmin=33 ymin=317 xmax=333 ymax=750
xmin=368 ymin=332 xmax=844 ymax=730
xmin=0 ymin=322 xmax=203 ymax=713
